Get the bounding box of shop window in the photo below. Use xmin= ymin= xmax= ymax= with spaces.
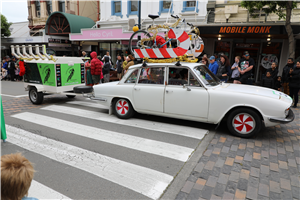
xmin=158 ymin=1 xmax=173 ymax=15
xmin=35 ymin=1 xmax=40 ymax=18
xmin=215 ymin=41 xmax=231 ymax=57
xmin=138 ymin=67 xmax=165 ymax=85
xmin=111 ymin=1 xmax=122 ymax=18
xmin=59 ymin=0 xmax=65 ymax=12
xmin=47 ymin=1 xmax=52 ymax=15
xmin=182 ymin=1 xmax=199 ymax=12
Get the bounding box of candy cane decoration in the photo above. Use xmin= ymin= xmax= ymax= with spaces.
xmin=134 ymin=29 xmax=190 ymax=59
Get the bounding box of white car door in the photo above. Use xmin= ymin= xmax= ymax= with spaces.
xmin=164 ymin=67 xmax=209 ymax=119
xmin=133 ymin=67 xmax=165 ymax=113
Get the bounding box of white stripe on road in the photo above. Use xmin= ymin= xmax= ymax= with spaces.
xmin=28 ymin=180 xmax=70 ymax=200
xmin=12 ymin=112 xmax=194 ymax=162
xmin=6 ymin=125 xmax=173 ymax=200
xmin=59 ymin=103 xmax=207 ymax=140
xmin=1 ymin=94 xmax=28 ymax=98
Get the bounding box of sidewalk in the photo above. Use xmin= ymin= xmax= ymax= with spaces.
xmin=177 ymin=107 xmax=300 ymax=200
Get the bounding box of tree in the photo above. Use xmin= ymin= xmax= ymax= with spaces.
xmin=241 ymin=1 xmax=297 ymax=59
xmin=1 ymin=14 xmax=12 ymax=37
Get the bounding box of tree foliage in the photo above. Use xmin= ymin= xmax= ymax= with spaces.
xmin=241 ymin=1 xmax=297 ymax=20
xmin=1 ymin=14 xmax=12 ymax=37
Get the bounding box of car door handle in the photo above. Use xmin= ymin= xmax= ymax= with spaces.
xmin=166 ymin=90 xmax=173 ymax=93
xmin=134 ymin=88 xmax=140 ymax=91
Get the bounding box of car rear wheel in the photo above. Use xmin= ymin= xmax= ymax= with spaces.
xmin=227 ymin=108 xmax=262 ymax=138
xmin=29 ymin=87 xmax=44 ymax=105
xmin=113 ymin=98 xmax=135 ymax=119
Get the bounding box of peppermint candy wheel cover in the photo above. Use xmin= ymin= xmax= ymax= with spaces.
xmin=232 ymin=113 xmax=256 ymax=134
xmin=116 ymin=100 xmax=129 ymax=115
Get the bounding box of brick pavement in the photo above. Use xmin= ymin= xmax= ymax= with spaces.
xmin=177 ymin=107 xmax=300 ymax=200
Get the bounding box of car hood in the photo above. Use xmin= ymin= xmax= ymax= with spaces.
xmin=218 ymin=83 xmax=293 ymax=104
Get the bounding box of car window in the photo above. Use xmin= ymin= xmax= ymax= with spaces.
xmin=193 ymin=65 xmax=220 ymax=86
xmin=189 ymin=71 xmax=201 ymax=87
xmin=125 ymin=69 xmax=139 ymax=83
xmin=168 ymin=67 xmax=188 ymax=86
xmin=138 ymin=67 xmax=165 ymax=85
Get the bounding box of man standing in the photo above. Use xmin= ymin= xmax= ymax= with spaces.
xmin=236 ymin=51 xmax=254 ymax=84
xmin=282 ymin=58 xmax=294 ymax=96
xmin=208 ymin=56 xmax=219 ymax=75
xmin=102 ymin=51 xmax=113 ymax=66
xmin=8 ymin=56 xmax=16 ymax=81
xmin=116 ymin=55 xmax=123 ymax=80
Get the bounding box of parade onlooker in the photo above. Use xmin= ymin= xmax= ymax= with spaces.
xmin=8 ymin=56 xmax=17 ymax=81
xmin=116 ymin=55 xmax=123 ymax=80
xmin=2 ymin=56 xmax=9 ymax=81
xmin=216 ymin=54 xmax=231 ymax=82
xmin=1 ymin=153 xmax=38 ymax=200
xmin=201 ymin=57 xmax=209 ymax=68
xmin=90 ymin=51 xmax=103 ymax=85
xmin=102 ymin=51 xmax=113 ymax=66
xmin=282 ymin=58 xmax=294 ymax=96
xmin=102 ymin=56 xmax=111 ymax=83
xmin=261 ymin=71 xmax=274 ymax=89
xmin=266 ymin=62 xmax=278 ymax=81
xmin=208 ymin=56 xmax=219 ymax=75
xmin=274 ymin=76 xmax=282 ymax=91
xmin=84 ymin=58 xmax=93 ymax=86
xmin=82 ymin=51 xmax=87 ymax=57
xmin=15 ymin=64 xmax=20 ymax=81
xmin=231 ymin=56 xmax=241 ymax=83
xmin=236 ymin=51 xmax=254 ymax=84
xmin=289 ymin=61 xmax=300 ymax=108
xmin=123 ymin=55 xmax=135 ymax=74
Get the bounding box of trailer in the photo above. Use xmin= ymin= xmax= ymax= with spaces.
xmin=11 ymin=44 xmax=93 ymax=104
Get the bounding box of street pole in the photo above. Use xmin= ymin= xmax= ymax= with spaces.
xmin=138 ymin=0 xmax=141 ymax=29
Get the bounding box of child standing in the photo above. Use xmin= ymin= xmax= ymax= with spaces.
xmin=274 ymin=76 xmax=282 ymax=91
xmin=261 ymin=71 xmax=274 ymax=89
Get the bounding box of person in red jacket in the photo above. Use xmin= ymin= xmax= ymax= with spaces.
xmin=90 ymin=51 xmax=103 ymax=85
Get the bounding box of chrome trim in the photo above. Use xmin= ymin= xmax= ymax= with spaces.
xmin=90 ymin=97 xmax=107 ymax=102
xmin=269 ymin=109 xmax=294 ymax=124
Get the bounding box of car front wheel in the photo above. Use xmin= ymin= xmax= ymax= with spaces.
xmin=113 ymin=98 xmax=135 ymax=119
xmin=227 ymin=108 xmax=262 ymax=138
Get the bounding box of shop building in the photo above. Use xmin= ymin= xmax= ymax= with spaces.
xmin=198 ymin=1 xmax=300 ymax=83
xmin=69 ymin=0 xmax=208 ymax=64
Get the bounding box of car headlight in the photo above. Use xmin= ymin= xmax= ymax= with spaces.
xmin=285 ymin=108 xmax=290 ymax=116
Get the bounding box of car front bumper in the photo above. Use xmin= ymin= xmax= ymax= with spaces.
xmin=268 ymin=109 xmax=295 ymax=124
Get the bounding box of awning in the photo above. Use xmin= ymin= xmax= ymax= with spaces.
xmin=45 ymin=12 xmax=95 ymax=35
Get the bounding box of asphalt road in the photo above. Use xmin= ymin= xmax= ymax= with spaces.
xmin=1 ymin=81 xmax=215 ymax=200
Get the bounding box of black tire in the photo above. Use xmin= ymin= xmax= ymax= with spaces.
xmin=129 ymin=30 xmax=152 ymax=55
xmin=227 ymin=108 xmax=262 ymax=138
xmin=113 ymin=98 xmax=135 ymax=119
xmin=73 ymin=86 xmax=93 ymax=93
xmin=66 ymin=95 xmax=76 ymax=98
xmin=29 ymin=87 xmax=43 ymax=105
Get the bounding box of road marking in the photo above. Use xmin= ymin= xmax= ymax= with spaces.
xmin=12 ymin=112 xmax=194 ymax=162
xmin=28 ymin=180 xmax=70 ymax=200
xmin=1 ymin=94 xmax=28 ymax=98
xmin=47 ymin=104 xmax=207 ymax=140
xmin=6 ymin=125 xmax=173 ymax=200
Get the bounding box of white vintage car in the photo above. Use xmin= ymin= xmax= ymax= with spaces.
xmin=79 ymin=62 xmax=294 ymax=138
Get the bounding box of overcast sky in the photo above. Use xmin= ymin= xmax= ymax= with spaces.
xmin=1 ymin=0 xmax=28 ymax=23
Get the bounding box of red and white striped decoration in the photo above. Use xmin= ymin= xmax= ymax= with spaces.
xmin=134 ymin=29 xmax=190 ymax=59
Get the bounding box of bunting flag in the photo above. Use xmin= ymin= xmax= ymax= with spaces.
xmin=0 ymin=94 xmax=7 ymax=140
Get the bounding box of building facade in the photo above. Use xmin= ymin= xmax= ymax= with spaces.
xmin=69 ymin=0 xmax=208 ymax=64
xmin=198 ymin=0 xmax=300 ymax=83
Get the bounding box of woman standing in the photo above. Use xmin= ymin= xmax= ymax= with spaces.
xmin=216 ymin=54 xmax=231 ymax=82
xmin=85 ymin=58 xmax=93 ymax=86
xmin=231 ymin=56 xmax=241 ymax=83
xmin=123 ymin=55 xmax=135 ymax=74
xmin=201 ymin=57 xmax=209 ymax=68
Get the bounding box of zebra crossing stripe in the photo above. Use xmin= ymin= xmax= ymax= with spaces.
xmin=6 ymin=125 xmax=173 ymax=200
xmin=62 ymin=103 xmax=207 ymax=140
xmin=12 ymin=112 xmax=194 ymax=162
xmin=28 ymin=180 xmax=70 ymax=200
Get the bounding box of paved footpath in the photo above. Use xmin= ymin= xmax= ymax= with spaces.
xmin=177 ymin=107 xmax=300 ymax=200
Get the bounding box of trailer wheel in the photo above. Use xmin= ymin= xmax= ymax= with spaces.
xmin=66 ymin=95 xmax=76 ymax=98
xmin=29 ymin=87 xmax=43 ymax=105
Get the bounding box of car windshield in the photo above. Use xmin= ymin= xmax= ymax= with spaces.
xmin=193 ymin=65 xmax=220 ymax=86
